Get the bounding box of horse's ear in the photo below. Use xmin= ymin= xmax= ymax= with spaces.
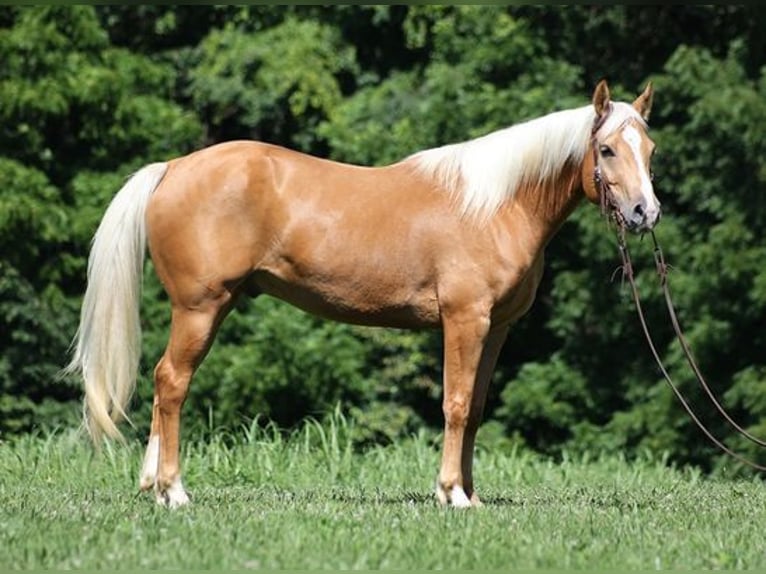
xmin=633 ymin=81 xmax=654 ymax=122
xmin=592 ymin=79 xmax=611 ymax=118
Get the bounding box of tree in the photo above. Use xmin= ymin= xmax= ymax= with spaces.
xmin=1 ymin=6 xmax=764 ymax=473
xmin=0 ymin=6 xmax=201 ymax=436
xmin=188 ymin=17 xmax=357 ymax=152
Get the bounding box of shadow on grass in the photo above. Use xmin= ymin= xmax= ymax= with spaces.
xmin=165 ymin=483 xmax=677 ymax=511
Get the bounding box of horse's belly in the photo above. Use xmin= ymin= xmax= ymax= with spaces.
xmin=249 ymin=269 xmax=441 ymax=329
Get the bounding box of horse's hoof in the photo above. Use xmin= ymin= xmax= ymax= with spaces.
xmin=435 ymin=482 xmax=472 ymax=508
xmin=154 ymin=478 xmax=190 ymax=508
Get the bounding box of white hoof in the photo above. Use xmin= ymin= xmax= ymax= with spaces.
xmin=449 ymin=485 xmax=472 ymax=508
xmin=155 ymin=477 xmax=190 ymax=508
xmin=436 ymin=481 xmax=472 ymax=508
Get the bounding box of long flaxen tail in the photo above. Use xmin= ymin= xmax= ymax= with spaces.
xmin=65 ymin=162 xmax=168 ymax=442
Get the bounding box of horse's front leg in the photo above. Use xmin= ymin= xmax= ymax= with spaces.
xmin=461 ymin=324 xmax=508 ymax=506
xmin=436 ymin=309 xmax=491 ymax=508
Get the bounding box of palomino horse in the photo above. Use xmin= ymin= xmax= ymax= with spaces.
xmin=67 ymin=80 xmax=659 ymax=507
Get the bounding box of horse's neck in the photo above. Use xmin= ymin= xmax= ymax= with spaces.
xmin=505 ymin=160 xmax=585 ymax=249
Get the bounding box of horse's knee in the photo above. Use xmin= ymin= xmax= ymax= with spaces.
xmin=443 ymin=393 xmax=470 ymax=429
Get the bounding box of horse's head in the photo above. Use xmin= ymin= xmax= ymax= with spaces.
xmin=583 ymin=80 xmax=660 ymax=233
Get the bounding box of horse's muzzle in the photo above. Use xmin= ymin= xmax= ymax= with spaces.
xmin=625 ymin=200 xmax=661 ymax=233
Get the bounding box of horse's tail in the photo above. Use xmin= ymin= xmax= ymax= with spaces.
xmin=65 ymin=162 xmax=169 ymax=443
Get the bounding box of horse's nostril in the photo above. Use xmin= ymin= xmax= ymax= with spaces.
xmin=633 ymin=203 xmax=645 ymax=218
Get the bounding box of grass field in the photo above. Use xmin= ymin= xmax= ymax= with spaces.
xmin=2 ymin=418 xmax=765 ymax=569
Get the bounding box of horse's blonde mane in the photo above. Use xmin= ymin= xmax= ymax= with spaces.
xmin=412 ymin=102 xmax=644 ymax=220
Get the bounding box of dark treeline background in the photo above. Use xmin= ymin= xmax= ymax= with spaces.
xmin=2 ymin=6 xmax=766 ymax=472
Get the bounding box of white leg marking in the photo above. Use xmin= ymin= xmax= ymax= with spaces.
xmin=139 ymin=435 xmax=159 ymax=491
xmin=435 ymin=480 xmax=472 ymax=508
xmin=156 ymin=476 xmax=190 ymax=508
xmin=450 ymin=485 xmax=472 ymax=508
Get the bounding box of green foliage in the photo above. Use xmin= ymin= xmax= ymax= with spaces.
xmin=0 ymin=6 xmax=202 ymax=436
xmin=1 ymin=6 xmax=765 ymax=474
xmin=497 ymin=355 xmax=593 ymax=455
xmin=189 ymin=17 xmax=357 ymax=150
xmin=193 ymin=298 xmax=372 ymax=429
xmin=347 ymin=327 xmax=441 ymax=446
xmin=0 ymin=159 xmax=66 ymax=273
xmin=321 ymin=7 xmax=582 ymax=165
xmin=0 ymin=263 xmax=78 ymax=435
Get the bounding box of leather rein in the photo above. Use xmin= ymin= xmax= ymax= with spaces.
xmin=591 ymin=109 xmax=766 ymax=472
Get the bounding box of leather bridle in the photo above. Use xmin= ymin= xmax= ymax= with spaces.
xmin=591 ymin=103 xmax=618 ymax=219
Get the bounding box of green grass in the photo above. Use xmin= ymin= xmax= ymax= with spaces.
xmin=2 ymin=418 xmax=765 ymax=569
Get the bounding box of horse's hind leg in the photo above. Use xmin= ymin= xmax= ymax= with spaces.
xmin=148 ymin=300 xmax=231 ymax=507
xmin=139 ymin=395 xmax=161 ymax=491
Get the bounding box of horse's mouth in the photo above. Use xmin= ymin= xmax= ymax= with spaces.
xmin=612 ymin=206 xmax=661 ymax=234
xmin=627 ymin=210 xmax=661 ymax=233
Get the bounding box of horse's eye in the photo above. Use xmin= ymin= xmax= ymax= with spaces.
xmin=599 ymin=145 xmax=615 ymax=158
